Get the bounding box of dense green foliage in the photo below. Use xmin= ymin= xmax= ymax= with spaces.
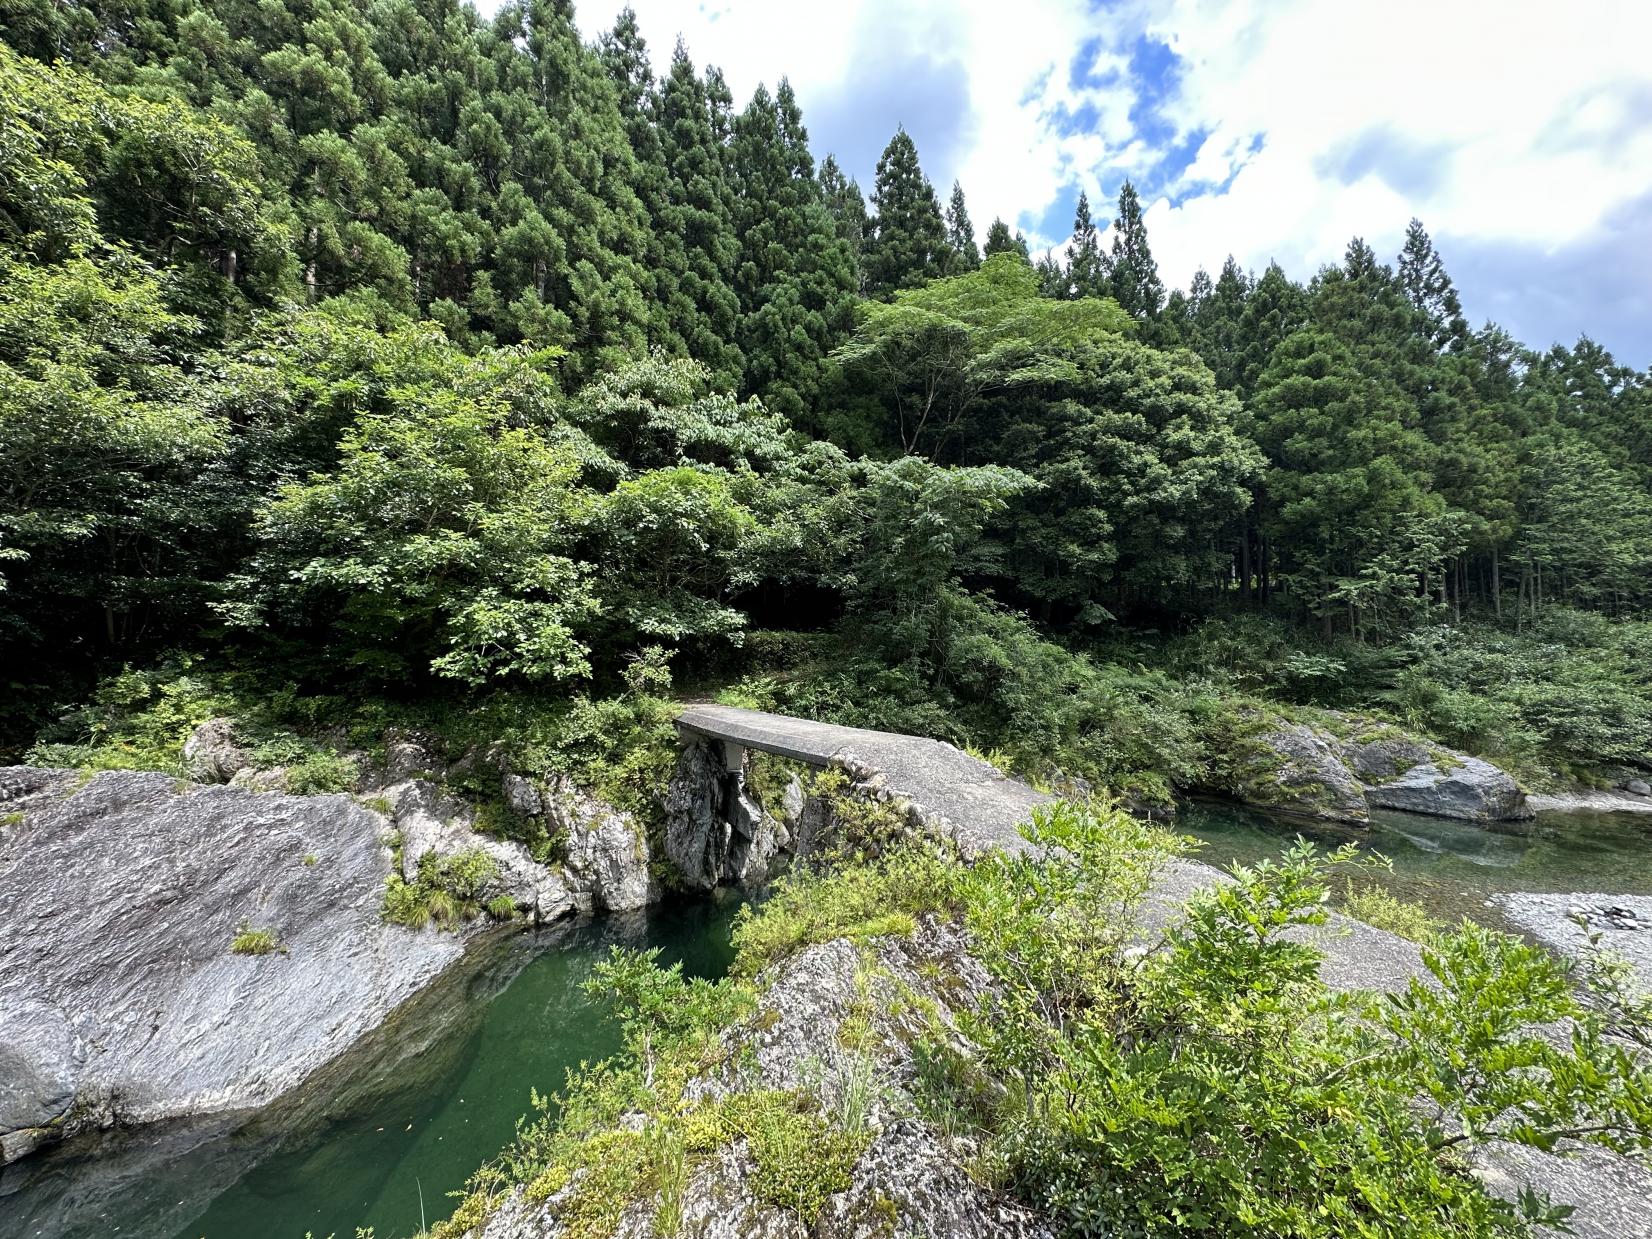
xmin=936 ymin=807 xmax=1651 ymax=1236
xmin=433 ymin=801 xmax=1650 ymax=1236
xmin=3 ymin=0 xmax=1650 ymax=795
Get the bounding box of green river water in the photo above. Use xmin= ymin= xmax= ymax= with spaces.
xmin=0 ymin=899 xmax=740 ymax=1239
xmin=1 ymin=804 xmax=1647 ymax=1239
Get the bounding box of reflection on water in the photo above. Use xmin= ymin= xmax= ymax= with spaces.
xmin=0 ymin=897 xmax=740 ymax=1239
xmin=1178 ymin=799 xmax=1652 ymax=929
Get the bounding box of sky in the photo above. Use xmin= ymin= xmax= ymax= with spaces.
xmin=568 ymin=0 xmax=1652 ymax=365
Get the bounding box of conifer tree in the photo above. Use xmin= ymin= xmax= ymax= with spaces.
xmin=863 ymin=127 xmax=948 ymax=298
xmin=600 ymin=9 xmax=684 ymax=357
xmin=818 ymin=154 xmax=868 ymax=291
xmin=728 ymin=80 xmax=857 ymax=416
xmin=1398 ymin=218 xmax=1469 ymax=352
xmin=486 ymin=0 xmax=652 ymax=375
xmin=656 ymin=42 xmax=743 ymax=388
xmin=1235 ymin=261 xmax=1307 ymax=396
xmin=983 ymin=218 xmax=1032 ymax=262
xmin=1106 ymin=180 xmax=1164 ymax=318
xmin=1065 ymin=190 xmax=1104 ymax=298
xmin=1189 ymin=255 xmax=1251 ymax=390
xmin=1314 ymin=236 xmax=1437 ymax=405
xmin=1035 ymin=249 xmax=1066 ymax=298
xmin=945 ymin=180 xmax=980 ymax=273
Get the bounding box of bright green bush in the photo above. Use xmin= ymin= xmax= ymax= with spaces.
xmin=382 ymin=849 xmax=499 ymax=930
xmin=949 ymin=827 xmax=1652 ymax=1237
xmin=230 ymin=922 xmax=279 ymax=955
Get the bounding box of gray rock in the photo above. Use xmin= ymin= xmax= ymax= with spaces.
xmin=0 ymin=1000 xmax=74 ymax=1132
xmin=664 ymin=736 xmax=726 ymax=891
xmin=502 ymin=773 xmax=543 ymax=817
xmin=1628 ymin=779 xmax=1650 ymax=797
xmin=1362 ymin=754 xmax=1532 ymax=821
xmin=1226 ymin=719 xmax=1369 ymax=823
xmin=461 ymin=919 xmax=1051 ymax=1239
xmin=548 ymin=778 xmax=655 ymax=913
xmin=228 ymin=764 xmax=289 ymax=793
xmin=1494 ymin=891 xmax=1652 ymax=993
xmin=381 ymin=729 xmax=441 ymax=786
xmin=0 ymin=767 xmax=464 ymax=1164
xmin=382 ymin=778 xmax=573 ymax=921
xmin=182 ymin=718 xmax=250 ymax=784
xmin=1529 ymin=789 xmax=1652 ymax=815
xmin=662 ymin=739 xmax=803 ymax=893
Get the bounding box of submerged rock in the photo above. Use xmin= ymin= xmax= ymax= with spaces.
xmin=0 ymin=766 xmax=464 ymax=1165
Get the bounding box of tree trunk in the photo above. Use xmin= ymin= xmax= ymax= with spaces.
xmin=304 ymin=226 xmax=318 ymax=302
xmin=1491 ymin=546 xmax=1501 ymax=618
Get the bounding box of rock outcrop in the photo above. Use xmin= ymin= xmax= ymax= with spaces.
xmin=181 ymin=717 xmax=251 ymax=784
xmin=1345 ymin=732 xmax=1530 ymax=821
xmin=546 ymin=776 xmax=656 ymax=913
xmin=382 ymin=778 xmax=576 ymax=921
xmin=459 ymin=919 xmax=1053 ymax=1239
xmin=0 ymin=766 xmax=464 ymax=1165
xmin=1217 ymin=717 xmax=1371 ymax=823
xmin=1219 ymin=714 xmax=1532 ymax=825
xmin=663 ymin=736 xmax=792 ymax=893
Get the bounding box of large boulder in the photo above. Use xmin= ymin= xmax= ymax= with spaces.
xmin=1343 ymin=731 xmax=1531 ymax=822
xmin=181 ymin=718 xmax=251 ymax=784
xmin=1217 ymin=717 xmax=1369 ymax=824
xmin=0 ymin=767 xmax=465 ymax=1164
xmin=1217 ymin=715 xmax=1532 ymax=825
xmin=546 ymin=777 xmax=655 ymax=913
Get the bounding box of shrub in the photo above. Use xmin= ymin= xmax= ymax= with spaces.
xmin=382 ymin=849 xmax=500 ymax=930
xmin=729 ymin=837 xmax=958 ymax=978
xmin=946 ymin=833 xmax=1652 ymax=1237
xmin=1341 ymin=879 xmax=1439 ymax=942
xmin=231 ymin=922 xmax=279 ymax=955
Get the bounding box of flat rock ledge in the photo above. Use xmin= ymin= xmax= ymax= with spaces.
xmin=0 ymin=767 xmax=464 ymax=1166
xmin=1493 ymin=891 xmax=1652 ymax=993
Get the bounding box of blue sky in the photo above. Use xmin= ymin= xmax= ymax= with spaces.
xmin=576 ymin=0 xmax=1652 ymax=365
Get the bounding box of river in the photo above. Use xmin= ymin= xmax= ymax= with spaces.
xmin=2 ymin=804 xmax=1647 ymax=1239
xmin=0 ymin=898 xmax=741 ymax=1239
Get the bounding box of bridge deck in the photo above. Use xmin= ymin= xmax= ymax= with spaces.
xmin=676 ymin=704 xmax=1052 ymax=857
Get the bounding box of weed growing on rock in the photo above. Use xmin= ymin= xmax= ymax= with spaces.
xmin=382 ymin=848 xmax=499 ymax=930
xmin=230 ymin=922 xmax=279 ymax=955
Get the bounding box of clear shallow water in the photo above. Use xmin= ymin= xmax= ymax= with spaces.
xmin=1179 ymin=800 xmax=1652 ymax=929
xmin=0 ymin=898 xmax=740 ymax=1239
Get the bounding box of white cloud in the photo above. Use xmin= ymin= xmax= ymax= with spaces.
xmin=1137 ymin=0 xmax=1652 ymax=293
xmin=574 ymin=0 xmax=1125 ymax=247
xmin=565 ymin=0 xmax=1652 ymax=348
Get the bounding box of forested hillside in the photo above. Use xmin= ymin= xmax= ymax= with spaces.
xmin=5 ymin=0 xmax=1652 ymax=804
